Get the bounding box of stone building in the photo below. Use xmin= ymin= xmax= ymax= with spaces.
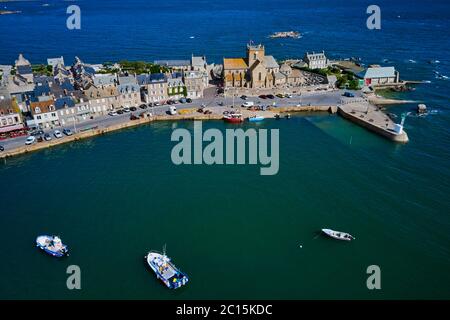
xmin=0 ymin=97 xmax=24 ymax=134
xmin=28 ymin=99 xmax=59 ymax=129
xmin=303 ymin=51 xmax=329 ymax=69
xmin=223 ymin=43 xmax=280 ymax=89
xmin=84 ymin=84 xmax=119 ymax=112
xmin=183 ymin=71 xmax=207 ymax=99
xmin=279 ymin=63 xmax=304 ymax=86
xmin=137 ymin=73 xmax=169 ymax=104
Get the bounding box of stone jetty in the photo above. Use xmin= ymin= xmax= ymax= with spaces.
xmin=338 ymin=100 xmax=409 ymax=143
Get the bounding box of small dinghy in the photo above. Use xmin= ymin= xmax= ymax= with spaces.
xmin=248 ymin=115 xmax=265 ymax=122
xmin=36 ymin=235 xmax=69 ymax=257
xmin=321 ymin=229 xmax=355 ymax=241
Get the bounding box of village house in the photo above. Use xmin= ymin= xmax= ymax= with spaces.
xmin=137 ymin=73 xmax=169 ymax=103
xmin=279 ymin=63 xmax=304 ymax=87
xmin=72 ymin=57 xmax=96 ymax=89
xmin=53 ymin=63 xmax=73 ymax=84
xmin=7 ymin=54 xmax=35 ymax=109
xmin=223 ymin=43 xmax=280 ymax=89
xmin=15 ymin=54 xmax=34 ymax=84
xmin=303 ymin=51 xmax=329 ymax=70
xmin=84 ymin=83 xmax=119 ymax=113
xmin=28 ymin=99 xmax=59 ymax=129
xmin=358 ymin=66 xmax=400 ymax=87
xmin=0 ymin=97 xmax=24 ymax=135
xmin=191 ymin=55 xmax=207 ymax=72
xmin=183 ymin=71 xmax=206 ymax=99
xmin=55 ymin=94 xmax=92 ymax=126
xmin=167 ymin=77 xmax=186 ymax=100
xmin=47 ymin=57 xmax=65 ymax=69
xmin=117 ymin=75 xmax=141 ymax=107
xmin=93 ymin=73 xmax=117 ymax=87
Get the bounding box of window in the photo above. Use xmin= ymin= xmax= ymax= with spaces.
xmin=37 ymin=115 xmax=42 ymax=120
xmin=35 ymin=107 xmax=41 ymax=113
xmin=259 ymin=72 xmax=262 ymax=81
xmin=51 ymin=113 xmax=56 ymax=117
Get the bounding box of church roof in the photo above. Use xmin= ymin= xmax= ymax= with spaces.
xmin=223 ymin=58 xmax=248 ymax=70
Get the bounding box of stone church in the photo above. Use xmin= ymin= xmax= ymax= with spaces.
xmin=223 ymin=43 xmax=279 ymax=89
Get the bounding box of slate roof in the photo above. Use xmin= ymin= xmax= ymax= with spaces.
xmin=360 ymin=67 xmax=396 ymax=79
xmin=55 ymin=96 xmax=76 ymax=110
xmin=263 ymin=56 xmax=279 ymax=69
xmin=17 ymin=65 xmax=32 ymax=75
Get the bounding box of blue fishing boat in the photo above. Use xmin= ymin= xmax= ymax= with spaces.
xmin=248 ymin=115 xmax=265 ymax=122
xmin=36 ymin=235 xmax=69 ymax=257
xmin=145 ymin=246 xmax=189 ymax=289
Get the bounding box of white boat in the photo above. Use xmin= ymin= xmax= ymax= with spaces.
xmin=36 ymin=235 xmax=69 ymax=257
xmin=145 ymin=246 xmax=189 ymax=289
xmin=321 ymin=229 xmax=355 ymax=241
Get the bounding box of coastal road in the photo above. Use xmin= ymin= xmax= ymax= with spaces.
xmin=0 ymin=89 xmax=355 ymax=153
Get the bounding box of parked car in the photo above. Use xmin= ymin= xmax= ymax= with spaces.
xmin=276 ymin=94 xmax=285 ymax=98
xmin=117 ymin=109 xmax=124 ymax=115
xmin=63 ymin=128 xmax=73 ymax=136
xmin=139 ymin=104 xmax=147 ymax=109
xmin=44 ymin=133 xmax=52 ymax=141
xmin=54 ymin=130 xmax=63 ymax=139
xmin=242 ymin=101 xmax=255 ymax=107
xmin=0 ymin=145 xmax=4 ymax=152
xmin=218 ymin=101 xmax=224 ymax=106
xmin=31 ymin=129 xmax=44 ymax=136
xmin=169 ymin=106 xmax=177 ymax=115
xmin=154 ymin=102 xmax=161 ymax=106
xmin=186 ymin=98 xmax=192 ymax=103
xmin=123 ymin=107 xmax=131 ymax=113
xmin=25 ymin=136 xmax=36 ymax=145
xmin=343 ymin=92 xmax=355 ymax=98
xmin=179 ymin=98 xmax=187 ymax=104
xmin=130 ymin=106 xmax=137 ymax=112
xmin=259 ymin=95 xmax=267 ymax=99
xmin=108 ymin=111 xmax=118 ymax=116
xmin=37 ymin=135 xmax=44 ymax=143
xmin=266 ymin=94 xmax=275 ymax=99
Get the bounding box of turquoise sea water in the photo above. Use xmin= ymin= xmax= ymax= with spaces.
xmin=0 ymin=0 xmax=450 ymax=299
xmin=1 ymin=114 xmax=450 ymax=299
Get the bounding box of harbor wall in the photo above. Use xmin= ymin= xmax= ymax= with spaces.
xmin=0 ymin=114 xmax=222 ymax=159
xmin=338 ymin=107 xmax=409 ymax=143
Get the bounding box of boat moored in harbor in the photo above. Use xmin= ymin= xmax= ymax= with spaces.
xmin=145 ymin=248 xmax=189 ymax=289
xmin=223 ymin=113 xmax=243 ymax=123
xmin=248 ymin=115 xmax=265 ymax=122
xmin=321 ymin=229 xmax=355 ymax=241
xmin=36 ymin=235 xmax=69 ymax=257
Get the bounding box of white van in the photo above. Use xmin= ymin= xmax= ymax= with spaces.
xmin=242 ymin=101 xmax=254 ymax=107
xmin=169 ymin=106 xmax=177 ymax=115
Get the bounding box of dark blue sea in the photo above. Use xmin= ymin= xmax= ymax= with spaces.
xmin=1 ymin=0 xmax=450 ymax=299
